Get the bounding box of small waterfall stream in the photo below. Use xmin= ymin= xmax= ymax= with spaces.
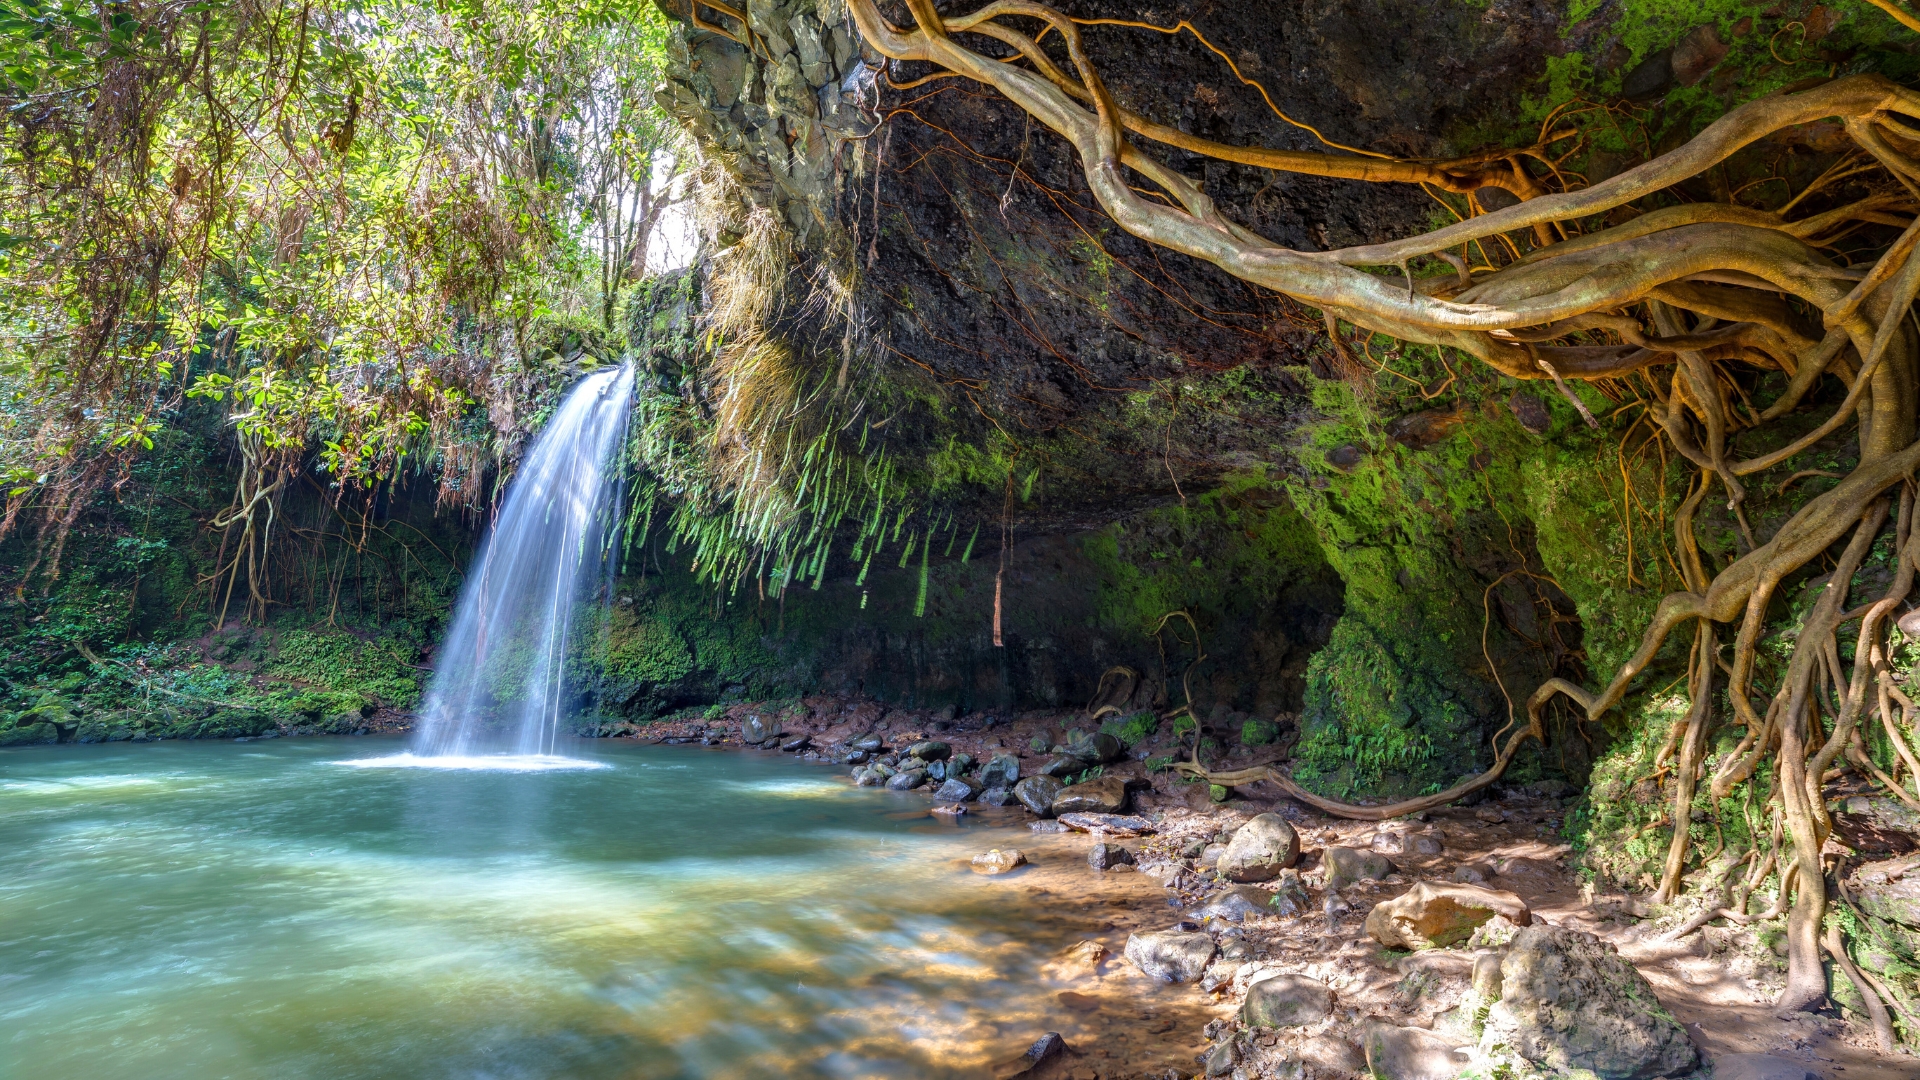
xmin=407 ymin=362 xmax=635 ymax=763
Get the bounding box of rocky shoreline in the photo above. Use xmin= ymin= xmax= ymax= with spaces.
xmin=610 ymin=697 xmax=1896 ymax=1080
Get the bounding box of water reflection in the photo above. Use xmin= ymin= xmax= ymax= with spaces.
xmin=0 ymin=737 xmax=1205 ymax=1080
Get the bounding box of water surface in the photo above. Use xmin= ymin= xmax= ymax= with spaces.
xmin=0 ymin=737 xmax=1193 ymax=1079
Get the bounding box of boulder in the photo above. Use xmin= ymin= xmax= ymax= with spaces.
xmin=1217 ymin=813 xmax=1300 ymax=882
xmin=1242 ymin=973 xmax=1333 ymax=1028
xmin=852 ymin=767 xmax=884 ymax=787
xmin=1040 ymin=754 xmax=1086 ymax=778
xmin=1366 ymin=881 xmax=1531 ymax=950
xmin=971 ymin=848 xmax=1027 ymax=875
xmin=1483 ymin=924 xmax=1698 ymax=1080
xmin=886 ymin=769 xmax=928 ymax=791
xmin=1049 ymin=775 xmax=1129 ymax=815
xmin=948 ymin=752 xmax=974 ymax=776
xmin=1013 ymin=775 xmax=1064 ymax=816
xmin=926 ymin=760 xmax=948 ymax=781
xmin=850 ymin=734 xmax=884 ymax=752
xmin=978 ymin=786 xmax=1015 ymax=807
xmin=779 ymin=734 xmax=811 ymax=752
xmin=1712 ymin=1054 xmax=1821 ymax=1080
xmin=978 ymin=753 xmax=1020 ymax=787
xmin=1324 ymin=846 xmax=1393 ymax=889
xmin=932 ymin=777 xmax=979 ymax=802
xmin=1362 ymin=1021 xmax=1470 ymax=1080
xmin=908 ymin=739 xmax=952 ymax=761
xmin=1088 ymin=843 xmax=1134 ymax=871
xmin=1055 ymin=811 xmax=1152 ymax=836
xmin=1124 ymin=929 xmax=1217 ymax=983
xmin=1193 ymin=885 xmax=1274 ymax=923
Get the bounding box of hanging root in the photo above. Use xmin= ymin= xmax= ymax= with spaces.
xmin=844 ymin=0 xmax=1920 ymax=1019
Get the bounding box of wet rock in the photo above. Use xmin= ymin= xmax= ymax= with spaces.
xmin=933 ymin=777 xmax=979 ymax=802
xmin=1013 ymin=775 xmax=1064 ymax=816
xmin=1217 ymin=813 xmax=1300 ymax=882
xmin=1326 ymin=443 xmax=1364 ymax=471
xmin=1362 ymin=1020 xmax=1471 ymax=1080
xmin=1672 ymin=24 xmax=1728 ymax=87
xmin=1124 ymin=929 xmax=1217 ymax=983
xmin=1242 ymin=973 xmax=1334 ymax=1028
xmin=978 ymin=753 xmax=1020 ymax=787
xmin=979 ymin=786 xmax=1015 ymax=807
xmin=886 ymin=769 xmax=928 ymax=791
xmin=930 ymin=803 xmax=967 ymax=819
xmin=971 ymin=848 xmax=1027 ymax=875
xmin=1063 ymin=731 xmax=1123 ymax=764
xmin=1056 ymin=811 xmax=1152 ymax=836
xmin=1088 ymin=843 xmax=1135 ymax=871
xmin=744 ymin=716 xmax=770 ymax=742
xmin=1039 ymin=754 xmax=1086 ymax=778
xmin=926 ymin=760 xmax=948 ymax=782
xmin=1712 ymin=1054 xmax=1821 ymax=1080
xmin=897 ymin=755 xmax=929 ymax=773
xmin=852 ymin=767 xmax=884 ymax=787
xmin=779 ymin=734 xmax=812 ymax=752
xmin=850 ymin=734 xmax=884 ymax=752
xmin=908 ymin=739 xmax=951 ymax=761
xmin=1324 ymin=846 xmax=1394 ymax=889
xmin=1366 ymin=881 xmax=1531 ymax=950
xmin=1194 ymin=885 xmax=1274 ymax=923
xmin=1484 ymin=924 xmax=1697 ymax=1079
xmin=1049 ymin=775 xmax=1128 ymax=815
xmin=842 ymin=749 xmax=869 ymax=765
xmin=1620 ymin=47 xmax=1674 ymax=100
xmin=1029 ymin=820 xmax=1070 ymax=833
xmin=947 ymin=752 xmax=974 ymax=776
xmin=994 ymin=1031 xmax=1068 ymax=1078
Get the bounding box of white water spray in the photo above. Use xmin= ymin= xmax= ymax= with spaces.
xmin=405 ymin=362 xmax=635 ymax=762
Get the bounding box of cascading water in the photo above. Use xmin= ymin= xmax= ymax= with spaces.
xmin=401 ymin=362 xmax=635 ymax=764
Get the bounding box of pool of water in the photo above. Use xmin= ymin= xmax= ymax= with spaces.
xmin=0 ymin=736 xmax=1196 ymax=1079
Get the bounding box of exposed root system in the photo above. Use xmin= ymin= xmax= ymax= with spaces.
xmin=847 ymin=0 xmax=1920 ymax=1019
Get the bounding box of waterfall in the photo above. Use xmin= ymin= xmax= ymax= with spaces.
xmin=410 ymin=362 xmax=635 ymax=761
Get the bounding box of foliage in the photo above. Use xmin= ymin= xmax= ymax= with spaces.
xmin=268 ymin=630 xmax=423 ymax=708
xmin=1101 ymin=710 xmax=1159 ymax=748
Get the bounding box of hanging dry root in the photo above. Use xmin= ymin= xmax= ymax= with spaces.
xmin=846 ymin=0 xmax=1920 ymax=1017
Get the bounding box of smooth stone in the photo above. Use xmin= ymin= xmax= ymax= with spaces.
xmin=1124 ymin=929 xmax=1216 ymax=983
xmin=779 ymin=734 xmax=811 ymax=752
xmin=948 ymin=752 xmax=974 ymax=776
xmin=971 ymin=848 xmax=1026 ymax=875
xmin=1217 ymin=813 xmax=1300 ymax=882
xmin=885 ymin=769 xmax=928 ymax=791
xmin=1241 ymin=973 xmax=1333 ymax=1028
xmin=1088 ymin=842 xmax=1134 ymax=871
xmin=1056 ymin=811 xmax=1153 ymax=836
xmin=850 ymin=734 xmax=884 ymax=752
xmin=1039 ymin=754 xmax=1086 ymax=778
xmin=926 ymin=760 xmax=948 ymax=781
xmin=1013 ymin=775 xmax=1064 ymax=816
xmin=932 ymin=777 xmax=978 ymax=802
xmin=978 ymin=753 xmax=1020 ymax=787
xmin=907 ymin=739 xmax=952 ymax=761
xmin=852 ymin=767 xmax=884 ymax=787
xmin=1048 ymin=775 xmax=1129 ymax=815
xmin=1365 ymin=881 xmax=1531 ymax=950
xmin=1324 ymin=846 xmax=1394 ymax=889
xmin=978 ymin=786 xmax=1015 ymax=806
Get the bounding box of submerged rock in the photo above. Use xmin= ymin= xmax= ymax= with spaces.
xmin=1483 ymin=924 xmax=1697 ymax=1079
xmin=1013 ymin=775 xmax=1063 ymax=816
xmin=1367 ymin=881 xmax=1530 ymax=950
xmin=994 ymin=1031 xmax=1068 ymax=1078
xmin=971 ymin=848 xmax=1026 ymax=875
xmin=1124 ymin=928 xmax=1216 ymax=983
xmin=1218 ymin=813 xmax=1300 ymax=882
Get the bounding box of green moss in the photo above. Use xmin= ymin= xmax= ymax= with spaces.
xmin=1102 ymin=710 xmax=1159 ymax=748
xmin=267 ymin=630 xmax=424 ymax=708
